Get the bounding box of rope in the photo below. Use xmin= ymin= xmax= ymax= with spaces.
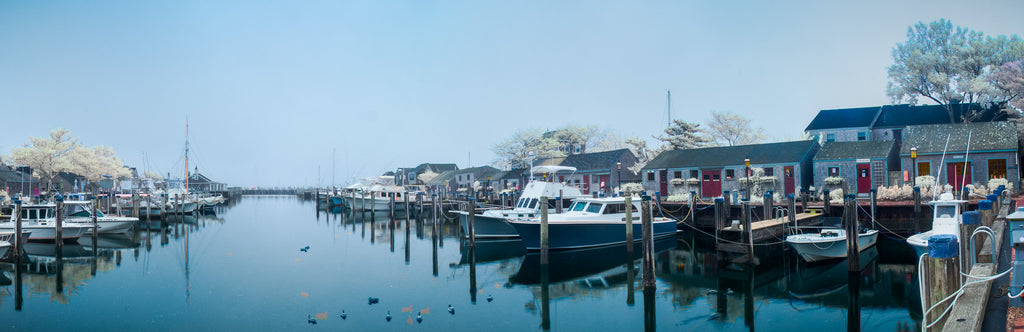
xmin=855 ymin=203 xmax=907 ymax=240
xmin=682 ymin=222 xmax=789 ymax=246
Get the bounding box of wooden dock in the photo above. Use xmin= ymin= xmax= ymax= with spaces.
xmin=717 ymin=212 xmax=824 ymax=254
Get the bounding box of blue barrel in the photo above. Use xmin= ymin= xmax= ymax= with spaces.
xmin=928 ymin=234 xmax=959 ymax=258
xmin=962 ymin=211 xmax=981 ymax=225
xmin=987 ymin=194 xmax=999 ymax=202
xmin=714 ymin=197 xmax=724 ymax=203
xmin=979 ymin=200 xmax=993 ymax=211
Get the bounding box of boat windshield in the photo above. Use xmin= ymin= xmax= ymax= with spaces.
xmin=935 ymin=205 xmax=956 ymax=218
xmin=585 ymin=203 xmax=603 ymax=213
xmin=569 ymin=202 xmax=587 ymax=211
xmin=21 ymin=208 xmax=53 ymax=220
xmin=66 ymin=204 xmax=104 ymax=218
xmin=528 ymin=198 xmax=538 ymax=209
xmin=602 ymin=203 xmax=632 ymax=214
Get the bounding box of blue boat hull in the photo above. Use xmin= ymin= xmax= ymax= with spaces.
xmin=458 ymin=213 xmax=520 ymax=239
xmin=509 ymin=220 xmax=677 ymax=251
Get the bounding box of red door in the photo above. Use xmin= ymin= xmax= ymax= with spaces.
xmin=857 ymin=164 xmax=871 ymax=193
xmin=583 ymin=175 xmax=590 ymax=194
xmin=701 ymin=170 xmax=721 ymax=197
xmin=659 ymin=170 xmax=668 ymax=196
xmin=599 ymin=175 xmax=610 ymax=192
xmin=784 ymin=166 xmax=795 ymax=195
xmin=947 ymin=162 xmax=972 ymax=188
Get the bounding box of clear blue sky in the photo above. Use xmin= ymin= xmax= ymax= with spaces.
xmin=2 ymin=0 xmax=1023 ymax=187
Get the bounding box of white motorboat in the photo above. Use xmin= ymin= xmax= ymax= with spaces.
xmin=63 ymin=200 xmax=138 ymax=234
xmin=0 ymin=203 xmax=90 ymax=241
xmin=0 ymin=240 xmax=10 ymax=258
xmin=457 ymin=165 xmax=591 ymax=239
xmin=508 ymin=196 xmax=677 ymax=250
xmin=785 ymin=228 xmax=879 ymax=263
xmin=906 ymin=192 xmax=966 ymax=257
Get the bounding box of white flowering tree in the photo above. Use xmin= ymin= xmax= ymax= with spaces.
xmin=705 ymin=111 xmax=767 ymax=146
xmin=492 ymin=129 xmax=564 ymax=169
xmin=9 ymin=128 xmax=79 ymax=192
xmin=70 ymin=145 xmax=131 ymax=185
xmin=887 ymin=19 xmax=1024 ymax=123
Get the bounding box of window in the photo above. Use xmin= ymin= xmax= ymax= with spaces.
xmin=828 ymin=167 xmax=840 ymax=177
xmin=586 ymin=203 xmax=603 ymax=213
xmin=603 ymin=203 xmax=625 ymax=214
xmin=570 ymin=202 xmax=587 ymax=211
xmin=726 ymin=169 xmax=735 ymax=179
xmin=857 ymin=132 xmax=867 ymax=141
xmin=989 ymin=159 xmax=1007 ymax=180
xmin=764 ymin=167 xmax=774 ymax=176
xmin=826 ymin=133 xmax=836 ymax=143
xmin=528 ymin=198 xmax=538 ymax=209
xmin=647 ymin=172 xmax=655 ymax=181
xmin=712 ymin=174 xmax=720 ymax=181
xmin=917 ymin=162 xmax=930 ymax=177
xmin=674 ymin=171 xmax=682 ymax=179
xmin=690 ymin=170 xmax=699 ymax=178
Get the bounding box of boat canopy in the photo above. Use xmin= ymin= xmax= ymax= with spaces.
xmin=530 ymin=166 xmax=576 ymax=174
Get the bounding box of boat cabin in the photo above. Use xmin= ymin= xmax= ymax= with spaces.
xmin=565 ymin=199 xmax=639 ymax=215
xmin=929 ymin=192 xmax=965 ymax=236
xmin=63 ymin=201 xmax=104 ymax=218
xmin=14 ymin=204 xmax=57 ymax=221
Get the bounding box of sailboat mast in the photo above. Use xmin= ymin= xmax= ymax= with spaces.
xmin=185 ymin=119 xmax=190 ymax=196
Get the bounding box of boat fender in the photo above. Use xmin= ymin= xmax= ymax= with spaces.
xmin=962 ymin=211 xmax=980 ymax=225
xmin=928 ymin=234 xmax=959 ymax=258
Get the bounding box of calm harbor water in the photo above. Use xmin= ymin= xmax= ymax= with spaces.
xmin=0 ymin=196 xmax=920 ymax=331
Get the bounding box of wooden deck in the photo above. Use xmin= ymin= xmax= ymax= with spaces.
xmin=720 ymin=212 xmax=824 ymax=244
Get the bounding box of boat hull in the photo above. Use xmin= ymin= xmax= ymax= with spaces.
xmin=457 ymin=212 xmax=520 ymax=239
xmin=786 ymin=229 xmax=879 ymax=263
xmin=906 ymin=230 xmax=935 ymax=258
xmin=68 ymin=218 xmax=137 ymax=234
xmin=0 ymin=224 xmax=89 ymax=241
xmin=509 ymin=219 xmax=677 ymax=251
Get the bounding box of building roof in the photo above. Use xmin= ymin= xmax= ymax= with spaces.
xmin=188 ymin=171 xmax=225 ymax=185
xmin=495 ymin=168 xmax=528 ymax=181
xmin=0 ymin=168 xmax=30 ymax=183
xmin=900 ymin=121 xmax=1019 ymax=154
xmin=455 ymin=166 xmax=501 ymax=180
xmin=873 ymin=103 xmax=1006 ymax=128
xmin=534 ymin=149 xmax=635 ymax=172
xmin=643 ymin=140 xmax=818 ymax=170
xmin=412 ymin=163 xmax=458 ymax=174
xmin=814 ymin=140 xmax=895 ymax=161
xmin=424 ymin=170 xmax=457 ymax=185
xmin=804 ymin=107 xmax=879 ymax=131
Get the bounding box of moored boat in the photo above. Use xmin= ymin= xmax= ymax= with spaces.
xmin=508 ymin=196 xmax=677 ymax=251
xmin=906 ymin=192 xmax=966 ymax=257
xmin=785 ymin=228 xmax=879 ymax=263
xmin=63 ymin=200 xmax=138 ymax=234
xmin=457 ymin=166 xmax=590 ymax=240
xmin=0 ymin=203 xmax=91 ymax=241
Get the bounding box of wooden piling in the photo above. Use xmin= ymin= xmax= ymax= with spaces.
xmin=845 ymin=194 xmax=860 ymax=272
xmin=822 ymin=189 xmax=831 ymax=217
xmin=688 ymin=191 xmax=696 ymax=226
xmin=55 ymin=197 xmax=64 ymax=246
xmin=14 ymin=200 xmax=22 ymax=254
xmin=869 ymin=189 xmax=877 ymax=229
xmin=713 ymin=197 xmax=724 ymax=246
xmin=540 ymin=195 xmax=549 ymax=265
xmin=641 ymin=195 xmax=655 ymax=290
xmin=146 ymin=195 xmax=152 ymax=220
xmin=763 ymin=192 xmax=772 ymax=220
xmin=417 ymin=194 xmax=424 ymax=220
xmin=404 ymin=194 xmax=410 ymax=224
xmin=960 ymin=211 xmax=981 ymax=272
xmin=389 ymin=194 xmax=396 ymax=220
xmin=556 ymin=190 xmax=563 ymax=214
xmin=723 ymin=191 xmax=731 ymax=221
xmin=800 ymin=188 xmax=808 ymax=213
xmin=913 ymin=187 xmax=922 ymax=233
xmin=625 ymin=195 xmax=634 ymax=254
xmin=132 ymin=192 xmax=140 ymax=218
xmin=468 ymin=199 xmax=476 ymax=248
xmin=370 ymin=192 xmax=375 ymax=219
xmin=741 ymin=201 xmax=753 ymax=259
xmin=787 ymin=194 xmax=796 ymax=223
xmin=92 ymin=198 xmax=99 ymax=242
xmin=924 ymin=235 xmax=960 ymax=330
xmin=979 ymin=200 xmax=993 ymax=228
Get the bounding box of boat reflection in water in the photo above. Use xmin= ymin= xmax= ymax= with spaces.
xmin=787 ymin=246 xmax=879 ymax=299
xmin=78 ymin=233 xmax=141 ymax=250
xmin=511 ymin=237 xmax=676 ymax=285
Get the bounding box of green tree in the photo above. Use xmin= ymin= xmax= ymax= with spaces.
xmin=655 ymin=119 xmax=711 ymax=150
xmin=887 ymin=19 xmax=1024 ymax=123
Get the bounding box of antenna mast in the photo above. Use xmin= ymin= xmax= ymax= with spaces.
xmin=666 ymin=90 xmax=672 ymax=127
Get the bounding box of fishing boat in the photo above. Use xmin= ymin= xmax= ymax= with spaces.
xmin=0 ymin=240 xmax=10 ymax=258
xmin=457 ymin=166 xmax=590 ymax=239
xmin=906 ymin=192 xmax=965 ymax=257
xmin=63 ymin=200 xmax=138 ymax=234
xmin=507 ymin=196 xmax=677 ymax=251
xmin=785 ymin=227 xmax=879 ymax=263
xmin=0 ymin=203 xmax=91 ymax=241
xmin=0 ymin=230 xmax=33 ymax=246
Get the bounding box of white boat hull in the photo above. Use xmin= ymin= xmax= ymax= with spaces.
xmin=67 ymin=217 xmax=137 ymax=234
xmin=0 ymin=224 xmax=90 ymax=241
xmin=786 ymin=229 xmax=879 ymax=263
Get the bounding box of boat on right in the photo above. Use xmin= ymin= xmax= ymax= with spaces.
xmin=905 ymin=192 xmax=966 ymax=257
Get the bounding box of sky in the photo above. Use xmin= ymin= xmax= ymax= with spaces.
xmin=2 ymin=0 xmax=1024 ymax=188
